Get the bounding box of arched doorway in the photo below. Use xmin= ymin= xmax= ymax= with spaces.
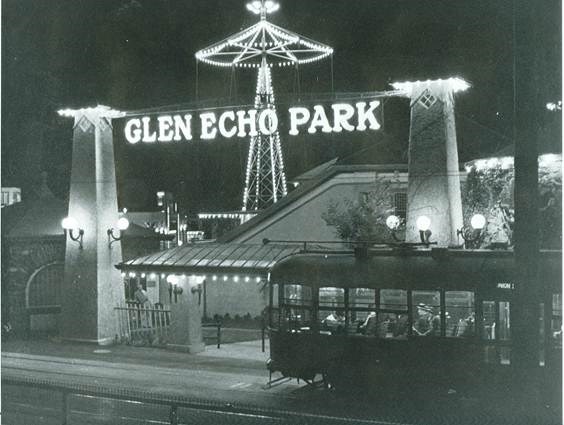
xmin=25 ymin=261 xmax=63 ymax=334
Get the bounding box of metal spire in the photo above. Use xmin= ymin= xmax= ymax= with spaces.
xmin=195 ymin=1 xmax=333 ymax=215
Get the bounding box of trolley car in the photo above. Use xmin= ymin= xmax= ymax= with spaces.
xmin=267 ymin=248 xmax=561 ymax=395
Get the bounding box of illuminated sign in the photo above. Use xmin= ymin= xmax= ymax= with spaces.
xmin=123 ymin=101 xmax=381 ymax=144
xmin=496 ymin=282 xmax=514 ymax=290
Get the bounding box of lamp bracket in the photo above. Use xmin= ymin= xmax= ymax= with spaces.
xmin=66 ymin=228 xmax=84 ymax=249
xmin=107 ymin=228 xmax=124 ymax=246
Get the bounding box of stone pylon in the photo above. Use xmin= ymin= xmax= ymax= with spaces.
xmin=392 ymin=78 xmax=469 ymax=247
xmin=58 ymin=106 xmax=126 ymax=344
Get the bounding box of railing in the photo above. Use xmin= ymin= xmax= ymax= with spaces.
xmin=115 ymin=302 xmax=171 ymax=346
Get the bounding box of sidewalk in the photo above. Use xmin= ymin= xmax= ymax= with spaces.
xmin=2 ymin=336 xmax=271 ymax=374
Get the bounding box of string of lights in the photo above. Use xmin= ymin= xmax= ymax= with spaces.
xmin=195 ymin=0 xmax=333 ymax=215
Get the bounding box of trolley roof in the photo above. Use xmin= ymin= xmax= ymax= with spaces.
xmin=269 ymin=249 xmax=562 ymax=291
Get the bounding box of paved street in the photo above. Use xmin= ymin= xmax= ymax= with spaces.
xmin=2 ymin=338 xmax=561 ymax=425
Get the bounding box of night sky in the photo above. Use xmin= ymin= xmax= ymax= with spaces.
xmin=2 ymin=0 xmax=561 ymax=213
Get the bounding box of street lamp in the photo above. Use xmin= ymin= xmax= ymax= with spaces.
xmin=61 ymin=216 xmax=84 ymax=249
xmin=107 ymin=217 xmax=130 ymax=246
xmin=457 ymin=213 xmax=486 ymax=247
xmin=416 ymin=215 xmax=433 ymax=245
xmin=386 ymin=215 xmax=403 ymax=242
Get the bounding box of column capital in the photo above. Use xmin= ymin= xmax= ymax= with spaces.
xmin=391 ymin=77 xmax=470 ymax=98
xmin=58 ymin=105 xmax=125 ymax=120
xmin=58 ymin=105 xmax=126 ymax=132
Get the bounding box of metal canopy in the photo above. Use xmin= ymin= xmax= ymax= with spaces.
xmin=117 ymin=243 xmax=303 ymax=274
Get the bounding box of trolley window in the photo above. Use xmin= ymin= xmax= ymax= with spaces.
xmin=318 ymin=287 xmax=345 ymax=308
xmin=481 ymin=300 xmax=511 ymax=340
xmin=349 ymin=288 xmax=376 ymax=310
xmin=269 ymin=283 xmax=279 ymax=327
xmin=412 ymin=290 xmax=441 ymax=337
xmin=283 ymin=284 xmax=312 ymax=305
xmin=482 ymin=300 xmax=511 ymax=365
xmin=319 ymin=287 xmax=345 ymax=334
xmin=347 ymin=288 xmax=375 ymax=335
xmin=351 ymin=289 xmax=408 ymax=338
xmin=552 ymin=293 xmax=562 ymax=348
xmin=380 ymin=289 xmax=407 ymax=311
xmin=498 ymin=301 xmax=511 ymax=341
xmin=376 ymin=290 xmax=408 ymax=338
xmin=281 ymin=284 xmax=312 ymax=331
xmin=482 ymin=301 xmax=496 ymax=340
xmin=348 ymin=288 xmax=375 ymax=322
xmin=362 ymin=311 xmax=408 ymax=339
xmin=272 ymin=283 xmax=279 ymax=308
xmin=445 ymin=291 xmax=475 ymax=337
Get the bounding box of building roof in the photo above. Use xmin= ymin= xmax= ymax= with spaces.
xmin=1 ymin=197 xmax=67 ymax=239
xmin=289 ymin=157 xmax=338 ymax=183
xmin=219 ymin=162 xmax=407 ymax=243
xmin=116 ymin=242 xmax=303 ymax=274
xmin=1 ymin=197 xmax=167 ymax=240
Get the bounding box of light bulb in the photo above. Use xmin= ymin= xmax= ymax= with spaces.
xmin=416 ymin=216 xmax=431 ymax=232
xmin=61 ymin=216 xmax=79 ymax=230
xmin=470 ymin=214 xmax=486 ymax=230
xmin=386 ymin=215 xmax=401 ymax=230
xmin=117 ymin=217 xmax=130 ymax=231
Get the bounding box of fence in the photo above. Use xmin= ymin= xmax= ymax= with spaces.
xmin=115 ymin=302 xmax=171 ymax=346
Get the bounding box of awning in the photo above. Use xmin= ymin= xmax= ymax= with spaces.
xmin=116 ymin=242 xmax=303 ymax=274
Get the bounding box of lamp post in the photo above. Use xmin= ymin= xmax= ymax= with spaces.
xmin=107 ymin=217 xmax=130 ymax=246
xmin=61 ymin=216 xmax=84 ymax=249
xmin=386 ymin=214 xmax=437 ymax=248
xmin=456 ymin=213 xmax=486 ymax=248
xmin=416 ymin=215 xmax=433 ymax=245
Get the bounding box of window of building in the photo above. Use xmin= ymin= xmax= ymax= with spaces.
xmin=392 ymin=192 xmax=407 ymax=219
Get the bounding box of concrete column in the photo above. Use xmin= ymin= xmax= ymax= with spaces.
xmin=59 ymin=106 xmax=126 ymax=345
xmin=392 ymin=78 xmax=469 ymax=247
xmin=512 ymin=0 xmax=543 ymax=395
xmin=167 ymin=275 xmax=205 ymax=353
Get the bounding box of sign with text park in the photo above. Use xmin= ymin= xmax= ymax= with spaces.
xmin=122 ymin=99 xmax=384 ymax=144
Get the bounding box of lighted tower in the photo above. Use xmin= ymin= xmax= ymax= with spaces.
xmin=391 ymin=78 xmax=470 ymax=247
xmin=195 ymin=0 xmax=333 ymax=213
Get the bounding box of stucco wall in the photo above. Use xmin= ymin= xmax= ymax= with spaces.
xmin=2 ymin=236 xmax=162 ymax=338
xmin=204 ymin=275 xmax=268 ymax=319
xmin=1 ymin=239 xmax=65 ymax=336
xmin=233 ymin=172 xmax=387 ymax=244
